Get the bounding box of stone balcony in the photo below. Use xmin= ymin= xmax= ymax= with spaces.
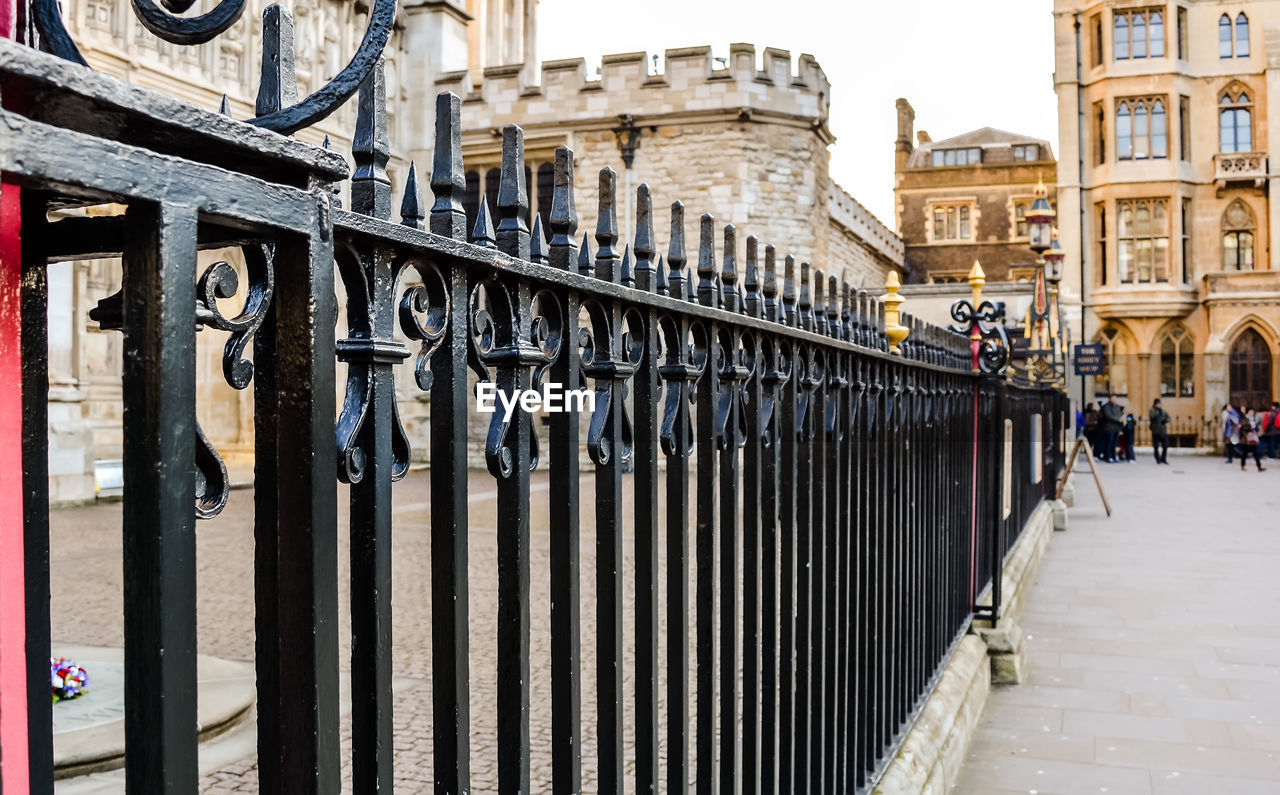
xmin=1203 ymin=268 xmax=1280 ymax=308
xmin=1092 ymin=282 xmax=1200 ymax=319
xmin=1214 ymin=151 xmax=1268 ymax=192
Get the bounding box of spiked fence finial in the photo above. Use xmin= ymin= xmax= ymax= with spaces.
xmin=496 ymin=125 xmax=531 ymax=260
xmin=257 ymin=4 xmax=298 ymax=117
xmin=530 ymin=215 xmax=549 ymax=265
xmin=351 ymin=59 xmax=390 ymax=219
xmin=697 ymin=214 xmax=716 ymax=307
xmin=400 ymin=161 xmax=425 ymax=230
xmin=595 ymin=168 xmax=620 ymax=282
xmin=548 ymin=146 xmax=578 ymax=270
xmin=634 ymin=184 xmax=656 ymax=291
xmin=721 ymin=225 xmax=738 ymax=312
xmin=430 ymin=92 xmax=467 ymax=239
xmin=472 ymin=197 xmax=496 ymax=248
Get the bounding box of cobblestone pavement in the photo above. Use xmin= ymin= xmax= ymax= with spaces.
xmin=52 ymin=468 xmax=714 ymax=793
xmin=955 ymin=454 xmax=1280 ymax=795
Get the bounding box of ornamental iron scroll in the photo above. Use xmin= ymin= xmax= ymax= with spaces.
xmin=32 ymin=0 xmax=396 ymax=135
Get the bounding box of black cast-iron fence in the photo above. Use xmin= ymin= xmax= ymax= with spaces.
xmin=6 ymin=3 xmax=1067 ymax=792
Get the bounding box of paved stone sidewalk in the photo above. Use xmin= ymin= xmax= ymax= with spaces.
xmin=955 ymin=454 xmax=1280 ymax=795
xmin=50 ymin=469 xmax=707 ymax=793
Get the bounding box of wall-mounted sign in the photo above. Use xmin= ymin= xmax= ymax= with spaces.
xmin=1074 ymin=344 xmax=1105 ymax=376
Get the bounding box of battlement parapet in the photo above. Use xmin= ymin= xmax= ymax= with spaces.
xmin=435 ymin=43 xmax=830 ymax=131
xmin=828 ymin=182 xmax=904 ymax=264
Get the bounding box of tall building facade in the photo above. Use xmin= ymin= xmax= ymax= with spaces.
xmin=1055 ymin=0 xmax=1280 ymax=421
xmin=894 ymin=99 xmax=1059 ymax=284
xmin=41 ymin=0 xmax=902 ymax=502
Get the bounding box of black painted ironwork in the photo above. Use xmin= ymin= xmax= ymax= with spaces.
xmin=5 ymin=7 xmax=1070 ymax=792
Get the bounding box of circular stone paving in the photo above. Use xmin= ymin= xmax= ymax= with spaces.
xmin=52 ymin=645 xmax=254 ymax=779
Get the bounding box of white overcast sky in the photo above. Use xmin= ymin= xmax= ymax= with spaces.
xmin=537 ymin=0 xmax=1058 ymax=231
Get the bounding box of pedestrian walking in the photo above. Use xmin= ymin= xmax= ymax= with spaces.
xmin=1083 ymin=403 xmax=1099 ymax=455
xmin=1122 ymin=413 xmax=1137 ymax=462
xmin=1239 ymin=411 xmax=1266 ymax=472
xmin=1149 ymin=398 xmax=1171 ymax=465
xmin=1100 ymin=395 xmax=1124 ymax=463
xmin=1075 ymin=404 xmax=1085 ymax=439
xmin=1223 ymin=403 xmax=1241 ymax=464
xmin=1262 ymin=402 xmax=1280 ymax=460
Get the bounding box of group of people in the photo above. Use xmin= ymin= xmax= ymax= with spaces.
xmin=1081 ymin=395 xmax=1146 ymax=464
xmin=1081 ymin=395 xmax=1280 ymax=470
xmin=1222 ymin=402 xmax=1279 ymax=472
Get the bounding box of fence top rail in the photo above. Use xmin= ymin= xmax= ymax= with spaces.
xmin=0 ymin=39 xmax=349 ymax=185
xmin=335 ymin=209 xmax=977 ymax=377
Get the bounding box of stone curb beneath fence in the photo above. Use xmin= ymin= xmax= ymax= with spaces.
xmin=874 ymin=500 xmax=1057 ymax=794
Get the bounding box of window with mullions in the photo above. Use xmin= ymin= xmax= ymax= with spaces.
xmin=1222 ymin=199 xmax=1255 ymax=271
xmin=1160 ymin=327 xmax=1195 ymax=398
xmin=1012 ymin=144 xmax=1040 ymax=162
xmin=1115 ymin=7 xmax=1164 ymax=60
xmin=1221 ymin=13 xmax=1250 ymax=58
xmin=931 ymin=205 xmax=972 ymax=241
xmin=931 ymin=147 xmax=981 ymax=167
xmin=1219 ymin=87 xmax=1253 ymax=152
xmin=1117 ymin=97 xmax=1167 ymax=160
xmin=1118 ymin=198 xmax=1170 ymax=283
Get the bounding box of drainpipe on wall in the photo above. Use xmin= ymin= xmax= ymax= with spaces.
xmin=1075 ymin=12 xmax=1088 ymax=409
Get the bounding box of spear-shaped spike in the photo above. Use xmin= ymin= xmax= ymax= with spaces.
xmin=697 ymin=214 xmax=716 ymax=307
xmin=496 ymin=124 xmax=531 ymax=260
xmin=430 ymin=92 xmax=467 ymax=239
xmin=472 ymin=196 xmax=496 ymax=248
xmin=633 ymin=184 xmax=655 ymax=291
xmin=783 ymin=254 xmax=797 ymax=327
xmin=530 ymin=215 xmax=549 ymax=265
xmin=827 ymin=274 xmax=839 ymax=339
xmin=548 ymin=145 xmax=578 ymax=270
xmin=351 ymin=59 xmax=390 ymax=219
xmin=595 ymin=167 xmax=620 ymax=282
xmin=620 ymin=244 xmax=635 ymax=289
xmin=577 ymin=232 xmax=593 ymax=276
xmin=685 ymin=267 xmax=697 ymax=303
xmin=744 ymin=235 xmax=761 ymax=319
xmin=400 ymin=161 xmax=425 ymax=230
xmin=721 ymin=225 xmax=739 ymax=312
xmin=841 ymin=281 xmax=852 ymax=342
xmin=656 ymin=255 xmax=669 ymax=297
xmin=667 ymin=201 xmax=686 ymax=299
xmin=256 ymin=4 xmax=298 ymax=117
xmin=762 ymin=244 xmax=778 ymax=323
xmin=321 ymin=135 xmax=342 ymax=210
xmin=798 ymin=261 xmax=813 ymax=332
xmin=813 ymin=269 xmax=826 ymax=333
xmin=857 ymin=289 xmax=870 ymax=346
xmin=219 ymin=94 xmax=231 ymax=116
xmin=876 ymin=298 xmax=887 ymax=352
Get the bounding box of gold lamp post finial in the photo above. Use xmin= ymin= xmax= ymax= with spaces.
xmin=883 ymin=270 xmax=909 ymax=355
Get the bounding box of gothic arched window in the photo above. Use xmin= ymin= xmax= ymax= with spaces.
xmin=1236 ymin=13 xmax=1250 ymax=57
xmin=1220 ymin=86 xmax=1253 ymax=153
xmin=1222 ymin=199 xmax=1256 ymax=271
xmin=1160 ymin=327 xmax=1194 ymax=398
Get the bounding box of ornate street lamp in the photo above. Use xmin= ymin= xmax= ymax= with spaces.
xmin=1027 ymin=179 xmax=1055 ymax=255
xmin=1024 ymin=179 xmax=1058 ymax=386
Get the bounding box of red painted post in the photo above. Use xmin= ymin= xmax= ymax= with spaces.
xmin=0 ymin=0 xmax=32 ymax=789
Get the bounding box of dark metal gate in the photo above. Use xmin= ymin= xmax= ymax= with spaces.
xmin=2 ymin=2 xmax=1068 ymax=792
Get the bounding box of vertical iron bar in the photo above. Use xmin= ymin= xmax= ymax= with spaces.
xmin=20 ymin=192 xmax=53 ymax=795
xmin=634 ymin=184 xmax=661 ymax=795
xmin=121 ymin=202 xmax=199 ymax=792
xmin=268 ymin=216 xmax=341 ymax=793
xmin=695 ymin=214 xmax=720 ymax=795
